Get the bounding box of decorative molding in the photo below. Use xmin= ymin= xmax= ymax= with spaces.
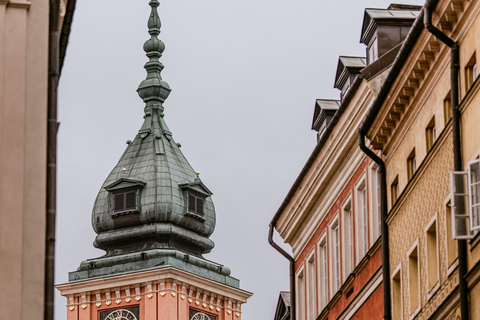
xmin=7 ymin=0 xmax=31 ymax=9
xmin=96 ymin=293 xmax=101 ymax=307
xmin=135 ymin=287 xmax=141 ymax=301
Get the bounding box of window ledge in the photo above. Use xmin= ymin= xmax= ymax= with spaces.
xmin=427 ymin=282 xmax=440 ymax=301
xmin=409 ymin=306 xmax=421 ymax=320
xmin=353 ymin=254 xmax=370 ymax=275
xmin=186 ymin=211 xmax=206 ymax=222
xmin=112 ymin=209 xmax=139 ymax=217
xmin=469 ymin=231 xmax=480 ymax=251
xmin=447 ymin=259 xmax=459 ymax=277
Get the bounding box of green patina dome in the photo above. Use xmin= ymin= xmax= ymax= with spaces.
xmin=91 ymin=0 xmax=216 ymax=258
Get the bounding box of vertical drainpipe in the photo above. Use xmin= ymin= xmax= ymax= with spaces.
xmin=268 ymin=223 xmax=295 ymax=320
xmin=357 ymin=133 xmax=391 ymax=320
xmin=46 ymin=0 xmax=60 ymax=320
xmin=424 ymin=5 xmax=469 ymax=320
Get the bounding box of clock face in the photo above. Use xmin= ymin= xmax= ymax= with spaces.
xmin=100 ymin=307 xmax=139 ymax=320
xmin=189 ymin=308 xmax=216 ymax=320
xmin=190 ymin=312 xmax=212 ymax=320
xmin=104 ymin=309 xmax=137 ymax=320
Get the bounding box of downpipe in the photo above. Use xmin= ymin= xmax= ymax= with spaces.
xmin=268 ymin=223 xmax=295 ymax=320
xmin=357 ymin=132 xmax=391 ymax=320
xmin=46 ymin=0 xmax=60 ymax=319
xmin=424 ymin=5 xmax=469 ymax=320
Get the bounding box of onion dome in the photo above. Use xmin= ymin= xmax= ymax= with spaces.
xmin=91 ymin=0 xmax=216 ymax=258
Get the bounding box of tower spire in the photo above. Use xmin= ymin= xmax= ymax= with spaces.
xmin=137 ymin=0 xmax=171 ymax=116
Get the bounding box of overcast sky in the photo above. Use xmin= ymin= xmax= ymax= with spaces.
xmin=56 ymin=1 xmax=424 ymax=319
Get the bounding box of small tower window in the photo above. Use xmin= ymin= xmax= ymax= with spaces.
xmin=188 ymin=193 xmax=205 ymax=216
xmin=114 ymin=190 xmax=137 ymax=212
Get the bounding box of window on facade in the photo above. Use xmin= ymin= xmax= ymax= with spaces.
xmin=426 ymin=117 xmax=436 ymax=151
xmin=319 ymin=238 xmax=328 ymax=311
xmin=331 ymin=220 xmax=341 ymax=294
xmin=407 ymin=149 xmax=416 ymax=180
xmin=392 ymin=268 xmax=402 ymax=320
xmin=391 ymin=176 xmax=399 ymax=207
xmin=469 ymin=160 xmax=480 ymax=231
xmin=297 ymin=269 xmax=305 ymax=320
xmin=188 ymin=193 xmax=205 ymax=216
xmin=408 ymin=246 xmax=420 ymax=315
xmin=371 ymin=165 xmax=382 ymax=241
xmin=343 ymin=201 xmax=354 ymax=276
xmin=449 ymin=162 xmax=479 ymax=239
xmin=368 ymin=38 xmax=378 ymax=64
xmin=443 ymin=91 xmax=452 ymax=125
xmin=113 ymin=190 xmax=137 ymax=212
xmin=426 ymin=220 xmax=439 ymax=292
xmin=445 ymin=200 xmax=458 ymax=268
xmin=465 ymin=52 xmax=477 ymax=90
xmin=356 ymin=181 xmax=368 ymax=258
xmin=306 ymin=253 xmax=316 ymax=320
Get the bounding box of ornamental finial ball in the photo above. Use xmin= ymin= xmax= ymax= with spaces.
xmin=196 ymin=171 xmax=200 ymax=176
xmin=123 ymin=168 xmax=127 ymax=173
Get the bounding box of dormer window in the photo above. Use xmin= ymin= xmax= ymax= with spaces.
xmin=114 ymin=189 xmax=137 ymax=212
xmin=188 ymin=192 xmax=205 ymax=216
xmin=104 ymin=177 xmax=146 ymax=217
xmin=179 ymin=177 xmax=213 ymax=220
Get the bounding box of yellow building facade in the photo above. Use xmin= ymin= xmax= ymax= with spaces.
xmin=363 ymin=0 xmax=480 ymax=319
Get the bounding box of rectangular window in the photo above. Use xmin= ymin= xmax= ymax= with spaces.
xmin=319 ymin=238 xmax=328 ymax=311
xmin=407 ymin=149 xmax=416 ymax=180
xmin=391 ymin=176 xmax=399 ymax=207
xmin=426 ymin=117 xmax=436 ymax=151
xmin=343 ymin=200 xmax=354 ymax=276
xmin=113 ymin=190 xmax=137 ymax=212
xmin=426 ymin=219 xmax=439 ymax=292
xmin=306 ymin=253 xmax=316 ymax=320
xmin=408 ymin=245 xmax=420 ymax=315
xmin=188 ymin=193 xmax=205 ymax=216
xmin=468 ymin=160 xmax=480 ymax=231
xmin=356 ymin=181 xmax=368 ymax=259
xmin=450 ymin=171 xmax=474 ymax=239
xmin=465 ymin=53 xmax=477 ymax=90
xmin=331 ymin=220 xmax=340 ymax=294
xmin=371 ymin=165 xmax=382 ymax=241
xmin=443 ymin=91 xmax=452 ymax=125
xmin=297 ymin=269 xmax=305 ymax=320
xmin=445 ymin=200 xmax=458 ymax=268
xmin=392 ymin=267 xmax=402 ymax=320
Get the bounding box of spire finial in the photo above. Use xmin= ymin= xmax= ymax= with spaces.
xmin=137 ymin=0 xmax=171 ymax=114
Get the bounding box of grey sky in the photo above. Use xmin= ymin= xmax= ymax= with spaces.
xmin=56 ymin=1 xmax=424 ymax=319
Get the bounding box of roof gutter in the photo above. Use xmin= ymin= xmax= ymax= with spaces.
xmin=268 ymin=75 xmax=363 ymax=320
xmin=424 ymin=3 xmax=468 ymax=320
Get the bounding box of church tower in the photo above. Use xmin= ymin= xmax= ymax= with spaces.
xmin=56 ymin=2 xmax=252 ymax=320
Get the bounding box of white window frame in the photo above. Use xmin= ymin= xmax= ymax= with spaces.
xmin=391 ymin=263 xmax=403 ymax=320
xmin=369 ymin=162 xmax=382 ymax=242
xmin=318 ymin=233 xmax=328 ymax=311
xmin=329 ymin=214 xmax=341 ymax=295
xmin=449 ymin=160 xmax=480 ymax=239
xmin=306 ymin=250 xmax=317 ymax=320
xmin=425 ymin=214 xmax=440 ymax=298
xmin=355 ymin=176 xmax=369 ymax=260
xmin=444 ymin=196 xmax=458 ymax=276
xmin=407 ymin=241 xmax=420 ymax=318
xmin=468 ymin=159 xmax=480 ymax=231
xmin=342 ymin=195 xmax=354 ymax=277
xmin=296 ymin=265 xmax=306 ymax=320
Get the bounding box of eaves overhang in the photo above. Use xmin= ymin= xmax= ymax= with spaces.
xmin=272 ymin=75 xmax=364 ymax=235
xmin=359 ymin=0 xmax=468 ymax=151
xmin=59 ymin=0 xmax=77 ymax=75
